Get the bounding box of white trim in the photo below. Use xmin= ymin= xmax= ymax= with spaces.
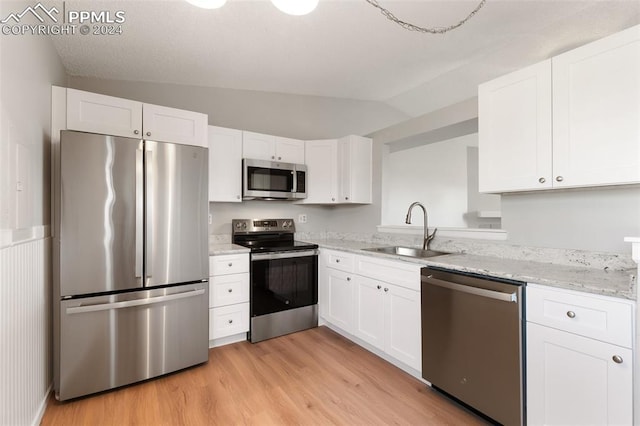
xmin=624 ymin=237 xmax=640 ymax=264
xmin=209 ymin=333 xmax=247 ymax=348
xmin=376 ymin=225 xmax=507 ymax=240
xmin=31 ymin=385 xmax=52 ymax=426
xmin=0 ymin=225 xmax=51 ymax=249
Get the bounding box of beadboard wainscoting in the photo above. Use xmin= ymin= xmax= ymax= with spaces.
xmin=0 ymin=237 xmax=52 ymax=425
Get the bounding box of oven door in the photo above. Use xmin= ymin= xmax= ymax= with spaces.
xmin=243 ymin=158 xmax=296 ymax=199
xmin=250 ymin=250 xmax=318 ymax=317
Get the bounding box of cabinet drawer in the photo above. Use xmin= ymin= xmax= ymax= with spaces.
xmin=209 ymin=254 xmax=249 ymax=276
xmin=209 ymin=303 xmax=249 ymax=340
xmin=209 ymin=273 xmax=249 ymax=308
xmin=527 ymin=284 xmax=634 ymax=348
xmin=355 ymin=255 xmax=421 ymax=291
xmin=325 ymin=250 xmax=354 ymax=273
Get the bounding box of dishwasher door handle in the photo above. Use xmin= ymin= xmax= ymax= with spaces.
xmin=422 ymin=275 xmax=518 ymax=303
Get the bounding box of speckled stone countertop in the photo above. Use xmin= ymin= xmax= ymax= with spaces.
xmin=209 ymin=243 xmax=250 ymax=256
xmin=304 ymin=238 xmax=638 ymax=300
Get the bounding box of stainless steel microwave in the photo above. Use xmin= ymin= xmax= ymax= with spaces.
xmin=242 ymin=158 xmax=307 ymax=200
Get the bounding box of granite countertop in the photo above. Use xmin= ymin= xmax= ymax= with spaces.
xmin=209 ymin=243 xmax=250 ymax=256
xmin=304 ymin=238 xmax=637 ymax=300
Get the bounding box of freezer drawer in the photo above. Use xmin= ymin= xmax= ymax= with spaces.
xmin=56 ymin=282 xmax=208 ymax=401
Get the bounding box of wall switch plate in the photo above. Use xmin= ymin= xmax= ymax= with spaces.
xmin=298 ymin=214 xmax=307 ymax=224
xmin=208 ymin=214 xmax=212 ymax=225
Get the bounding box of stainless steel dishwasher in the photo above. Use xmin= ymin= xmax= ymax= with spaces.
xmin=421 ymin=267 xmax=525 ymax=426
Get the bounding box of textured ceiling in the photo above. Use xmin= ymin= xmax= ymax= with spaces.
xmin=50 ymin=0 xmax=640 ymax=117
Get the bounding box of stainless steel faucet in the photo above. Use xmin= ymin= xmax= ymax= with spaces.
xmin=405 ymin=201 xmax=437 ymax=250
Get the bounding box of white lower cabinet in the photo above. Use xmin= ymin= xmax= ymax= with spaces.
xmin=353 ymin=276 xmax=421 ymax=371
xmin=208 ymin=253 xmax=250 ymax=347
xmin=527 ymin=322 xmax=632 ymax=426
xmin=526 ymin=284 xmax=634 ymax=425
xmin=325 ymin=267 xmax=354 ymax=334
xmin=322 ymin=249 xmax=422 ymax=373
xmin=353 ymin=276 xmax=385 ymax=350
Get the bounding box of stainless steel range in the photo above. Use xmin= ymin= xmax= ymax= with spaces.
xmin=232 ymin=219 xmax=318 ymax=343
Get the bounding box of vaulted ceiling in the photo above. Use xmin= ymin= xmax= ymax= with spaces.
xmin=51 ymin=0 xmax=640 ymax=117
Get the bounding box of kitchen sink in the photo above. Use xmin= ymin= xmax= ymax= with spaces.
xmin=361 ymin=246 xmax=448 ymax=259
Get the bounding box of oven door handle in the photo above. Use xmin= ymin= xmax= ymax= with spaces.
xmin=422 ymin=275 xmax=518 ymax=303
xmin=252 ymin=249 xmax=319 ymax=261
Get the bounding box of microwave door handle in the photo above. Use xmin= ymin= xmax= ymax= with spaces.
xmin=292 ymin=169 xmax=297 ymax=194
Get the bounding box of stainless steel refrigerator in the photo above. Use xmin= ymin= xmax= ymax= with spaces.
xmin=53 ymin=130 xmax=209 ymax=401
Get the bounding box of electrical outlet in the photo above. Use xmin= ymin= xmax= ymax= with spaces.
xmin=208 ymin=214 xmax=212 ymax=225
xmin=298 ymin=214 xmax=307 ymax=224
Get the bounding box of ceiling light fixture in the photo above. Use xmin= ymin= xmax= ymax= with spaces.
xmin=270 ymin=0 xmax=319 ymax=16
xmin=185 ymin=0 xmax=227 ymax=9
xmin=364 ymin=0 xmax=487 ymax=34
xmin=184 ymin=0 xmax=486 ymax=33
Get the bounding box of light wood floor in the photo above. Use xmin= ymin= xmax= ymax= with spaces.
xmin=42 ymin=326 xmax=487 ymax=425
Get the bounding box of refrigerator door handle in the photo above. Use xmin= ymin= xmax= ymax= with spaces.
xmin=65 ymin=288 xmax=205 ymax=314
xmin=145 ymin=146 xmax=153 ymax=279
xmin=135 ymin=144 xmax=143 ymax=280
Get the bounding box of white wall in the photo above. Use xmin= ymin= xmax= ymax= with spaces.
xmin=0 ymin=1 xmax=67 ymax=424
xmin=382 ymin=134 xmax=478 ymax=228
xmin=502 ymin=186 xmax=640 ymax=253
xmin=67 ymin=76 xmax=409 ymax=140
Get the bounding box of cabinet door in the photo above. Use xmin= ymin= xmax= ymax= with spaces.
xmin=384 ymin=284 xmax=421 ymax=371
xmin=552 ymin=25 xmax=640 ymax=188
xmin=527 ymin=322 xmax=632 ymax=426
xmin=478 ymin=60 xmax=553 ymax=192
xmin=300 ymin=139 xmax=338 ymax=204
xmin=66 ymin=88 xmax=143 ymax=139
xmin=142 ymin=103 xmax=208 ymax=147
xmin=242 ymin=131 xmax=275 ymax=160
xmin=338 ymin=135 xmax=372 ymax=204
xmin=325 ymin=268 xmax=354 ymax=333
xmin=353 ymin=276 xmax=385 ymax=351
xmin=275 ymin=136 xmax=305 ymax=163
xmin=208 ymin=126 xmax=242 ymax=202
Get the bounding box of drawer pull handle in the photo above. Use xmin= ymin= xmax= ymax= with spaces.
xmin=384 ymin=288 xmax=389 ymax=292
xmin=336 ymin=259 xmax=340 ymax=263
xmin=227 ymin=289 xmax=233 ymax=293
xmin=538 ymin=177 xmax=546 ymax=184
xmin=566 ymin=311 xmax=576 ymax=319
xmin=613 ymin=355 xmax=623 ymax=364
xmin=346 ymin=277 xmax=351 ymax=281
xmin=228 ymin=263 xmax=233 ymax=267
xmin=377 ymin=285 xmax=381 ymax=290
xmin=228 ymin=319 xmax=233 ymax=324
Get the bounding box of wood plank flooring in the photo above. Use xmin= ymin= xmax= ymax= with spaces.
xmin=42 ymin=326 xmax=487 ymax=425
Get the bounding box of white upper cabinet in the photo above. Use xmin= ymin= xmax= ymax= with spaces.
xmin=478 ymin=60 xmax=552 ymax=192
xmin=66 ymin=88 xmax=208 ymax=147
xmin=300 ymin=139 xmax=339 ymax=204
xmin=338 ymin=135 xmax=372 ymax=204
xmin=552 ymin=25 xmax=640 ymax=188
xmin=299 ymin=136 xmax=372 ymax=205
xmin=242 ymin=131 xmax=304 ymax=163
xmin=208 ymin=126 xmax=243 ymax=202
xmin=479 ymin=25 xmax=640 ymax=193
xmin=274 ymin=136 xmax=305 ymax=164
xmin=67 ymin=88 xmax=143 ymax=139
xmin=142 ymin=103 xmax=208 ymax=147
